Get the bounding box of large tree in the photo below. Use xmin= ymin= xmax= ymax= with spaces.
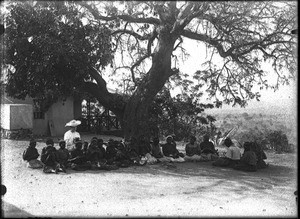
xmin=2 ymin=1 xmax=297 ymax=145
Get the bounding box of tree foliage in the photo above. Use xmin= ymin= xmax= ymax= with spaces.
xmin=2 ymin=1 xmax=297 ymax=141
xmin=3 ymin=1 xmax=113 ymax=104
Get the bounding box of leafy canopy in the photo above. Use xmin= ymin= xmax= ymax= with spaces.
xmin=2 ymin=1 xmax=297 ymax=109
xmin=3 ymin=1 xmax=113 ymax=102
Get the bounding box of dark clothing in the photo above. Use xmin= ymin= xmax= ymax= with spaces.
xmin=185 ymin=143 xmax=201 ymax=156
xmin=105 ymin=145 xmax=118 ymax=160
xmin=23 ymin=147 xmax=39 ymax=161
xmin=234 ymin=151 xmax=257 ymax=172
xmin=212 ymin=157 xmax=239 ymax=167
xmin=86 ymin=143 xmax=104 ymax=163
xmin=56 ymin=148 xmax=69 ymax=167
xmin=41 ymin=146 xmax=59 ymax=167
xmin=139 ymin=142 xmax=151 ymax=156
xmin=234 ymin=163 xmax=257 ymax=172
xmin=69 ymin=148 xmax=88 ymax=164
xmin=252 ymin=142 xmax=268 ymax=169
xmin=200 ymin=140 xmax=216 ymax=154
xmin=162 ymin=143 xmax=180 ymax=158
xmin=151 ymin=143 xmax=163 ymax=158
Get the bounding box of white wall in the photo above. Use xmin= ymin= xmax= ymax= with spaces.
xmin=0 ymin=104 xmax=33 ymax=130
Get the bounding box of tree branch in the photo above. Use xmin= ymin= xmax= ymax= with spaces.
xmin=78 ymin=2 xmax=160 ymax=24
xmin=112 ymin=29 xmax=153 ymax=41
xmin=182 ymin=30 xmax=228 ymax=57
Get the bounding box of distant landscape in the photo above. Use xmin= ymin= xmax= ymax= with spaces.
xmin=205 ymin=104 xmax=297 ymax=146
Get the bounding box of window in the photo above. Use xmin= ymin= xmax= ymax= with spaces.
xmin=33 ymin=99 xmax=45 ymax=119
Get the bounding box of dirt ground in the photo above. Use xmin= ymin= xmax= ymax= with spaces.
xmin=1 ymin=135 xmax=298 ymax=218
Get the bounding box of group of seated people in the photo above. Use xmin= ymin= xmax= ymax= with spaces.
xmin=22 ymin=134 xmax=268 ymax=174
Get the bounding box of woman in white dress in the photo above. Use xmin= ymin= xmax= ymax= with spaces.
xmin=64 ymin=120 xmax=81 ymax=151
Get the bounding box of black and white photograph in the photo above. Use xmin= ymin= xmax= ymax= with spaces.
xmin=0 ymin=1 xmax=297 ymax=217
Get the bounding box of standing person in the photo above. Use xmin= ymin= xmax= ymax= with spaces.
xmin=212 ymin=137 xmax=241 ymax=167
xmin=23 ymin=139 xmax=44 ymax=169
xmin=64 ymin=119 xmax=81 ymax=151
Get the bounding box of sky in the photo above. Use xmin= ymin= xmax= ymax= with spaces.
xmin=105 ymin=37 xmax=297 ymax=115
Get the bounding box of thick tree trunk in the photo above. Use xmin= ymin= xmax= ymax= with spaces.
xmin=122 ymin=28 xmax=178 ymax=151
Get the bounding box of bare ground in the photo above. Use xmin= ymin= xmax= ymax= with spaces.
xmin=1 ymin=135 xmax=298 ymax=218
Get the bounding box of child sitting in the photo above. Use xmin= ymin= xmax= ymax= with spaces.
xmin=41 ymin=138 xmax=64 ymax=173
xmin=82 ymin=141 xmax=89 ymax=156
xmin=162 ymin=136 xmax=185 ymax=162
xmin=23 ymin=139 xmax=44 ymax=169
xmin=200 ymin=134 xmax=218 ymax=155
xmin=234 ymin=142 xmax=257 ymax=172
xmin=105 ymin=139 xmax=118 ymax=164
xmin=56 ymin=140 xmax=69 ymax=171
xmin=86 ymin=138 xmax=103 ymax=169
xmin=68 ymin=139 xmax=91 ymax=171
xmin=97 ymin=138 xmax=106 ymax=158
xmin=185 ymin=136 xmax=201 ymax=156
xmin=150 ymin=137 xmax=164 ymax=159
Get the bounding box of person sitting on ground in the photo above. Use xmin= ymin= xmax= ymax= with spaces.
xmin=252 ymin=141 xmax=268 ymax=169
xmin=162 ymin=135 xmax=185 ymax=162
xmin=23 ymin=139 xmax=44 ymax=169
xmin=138 ymin=135 xmax=152 ymax=157
xmin=82 ymin=141 xmax=89 ymax=156
xmin=105 ymin=139 xmax=119 ymax=164
xmin=185 ymin=136 xmax=201 ymax=157
xmin=150 ymin=137 xmax=173 ymax=163
xmin=151 ymin=137 xmax=164 ymax=159
xmin=56 ymin=140 xmax=69 ymax=170
xmin=113 ymin=140 xmax=133 ymax=167
xmin=86 ymin=138 xmax=103 ymax=169
xmin=200 ymin=134 xmax=218 ymax=155
xmin=234 ymin=142 xmax=258 ymax=172
xmin=212 ymin=137 xmax=241 ymax=167
xmin=97 ymin=138 xmax=106 ymax=157
xmin=41 ymin=138 xmax=64 ymax=173
xmin=68 ymin=139 xmax=91 ymax=171
xmin=125 ymin=137 xmax=142 ymax=164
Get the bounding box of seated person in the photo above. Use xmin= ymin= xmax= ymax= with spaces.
xmin=185 ymin=136 xmax=201 ymax=156
xmin=82 ymin=141 xmax=89 ymax=156
xmin=68 ymin=139 xmax=91 ymax=171
xmin=86 ymin=138 xmax=103 ymax=168
xmin=105 ymin=139 xmax=118 ymax=164
xmin=234 ymin=142 xmax=257 ymax=172
xmin=138 ymin=135 xmax=152 ymax=157
xmin=200 ymin=134 xmax=218 ymax=155
xmin=56 ymin=140 xmax=69 ymax=170
xmin=212 ymin=137 xmax=241 ymax=167
xmin=151 ymin=137 xmax=164 ymax=159
xmin=162 ymin=136 xmax=185 ymax=162
xmin=114 ymin=140 xmax=132 ymax=167
xmin=125 ymin=137 xmax=142 ymax=164
xmin=23 ymin=139 xmax=44 ymax=169
xmin=252 ymin=141 xmax=268 ymax=169
xmin=41 ymin=138 xmax=64 ymax=173
xmin=97 ymin=138 xmax=106 ymax=158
